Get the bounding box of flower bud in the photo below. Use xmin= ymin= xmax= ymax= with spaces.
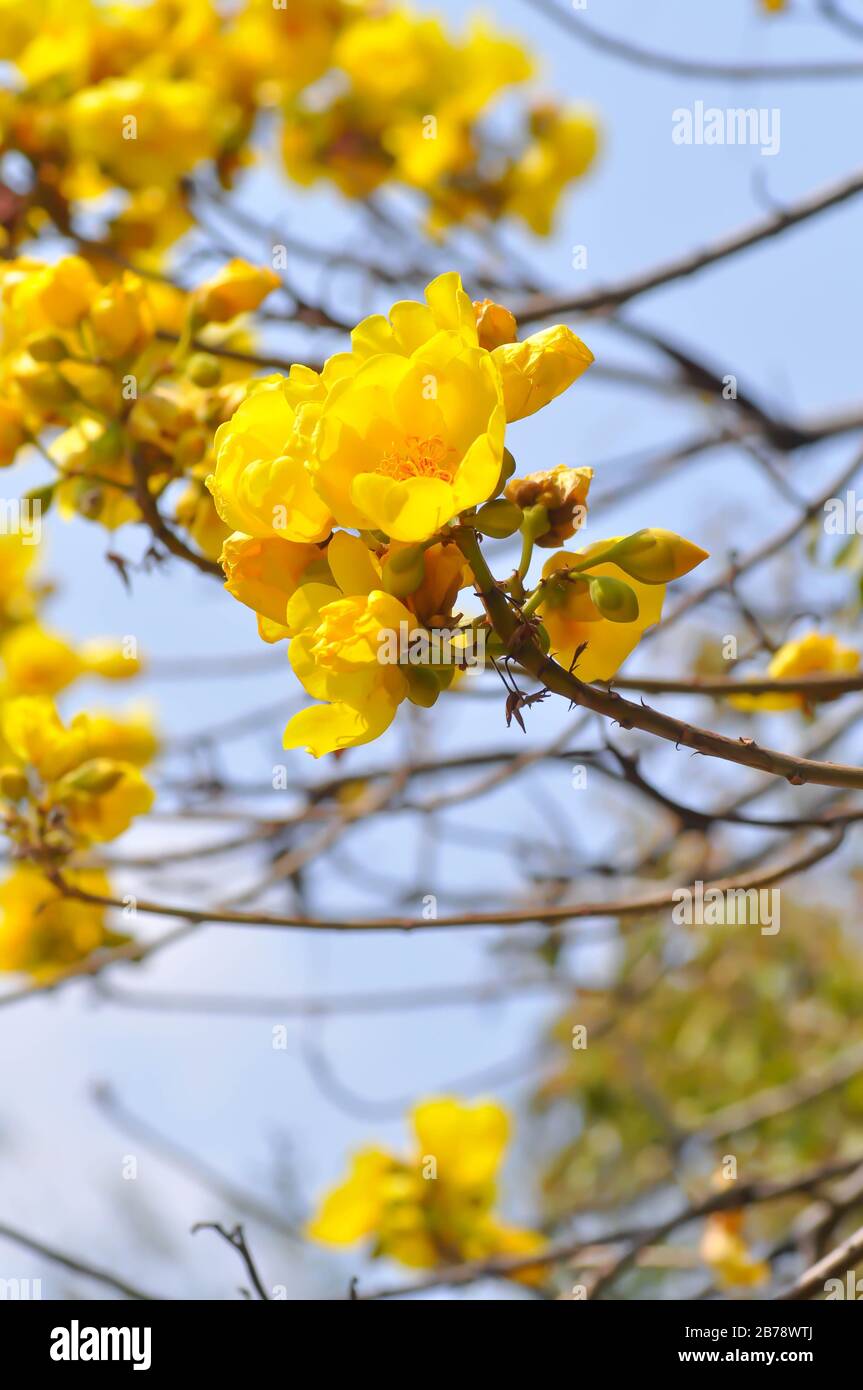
xmin=404 ymin=664 xmax=441 ymax=708
xmin=474 ymin=498 xmax=523 ymax=539
xmin=506 ymin=465 xmax=592 ymax=546
xmin=381 ymin=544 xmax=426 ymax=598
xmin=492 ymin=326 xmax=594 ymax=422
xmin=588 ymin=575 xmax=639 ymax=623
xmin=606 ymin=529 xmax=709 ymax=583
xmin=57 ymin=759 xmax=126 ymax=794
xmin=26 ymin=334 xmax=68 ymax=363
xmin=193 ymin=259 xmax=280 ymax=324
xmin=473 ymin=298 xmax=518 ymax=350
xmin=187 ymin=353 xmax=222 ymax=387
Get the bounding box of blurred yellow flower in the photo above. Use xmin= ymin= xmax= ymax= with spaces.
xmin=1 ymin=623 xmax=82 ymax=695
xmin=700 ymin=1210 xmax=770 ymax=1289
xmin=309 ymin=1096 xmax=545 ymax=1278
xmin=0 ymin=864 xmax=127 ymax=979
xmin=193 ymin=259 xmax=281 ymax=325
xmin=730 ymin=632 xmax=860 ymax=712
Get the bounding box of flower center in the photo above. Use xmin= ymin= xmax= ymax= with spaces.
xmin=378 ymin=434 xmax=455 ymax=484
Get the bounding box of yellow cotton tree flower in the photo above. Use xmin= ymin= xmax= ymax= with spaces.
xmin=730 ymin=632 xmax=860 ymax=713
xmin=0 ymin=864 xmax=128 ymax=979
xmin=1 ymin=623 xmax=82 ymax=695
xmin=0 ymin=533 xmax=38 ymax=628
xmin=219 ymin=531 xmax=330 ymax=642
xmin=308 ymin=1096 xmax=545 ymax=1278
xmin=537 ymin=541 xmax=668 ymax=683
xmin=503 ymin=104 xmax=600 ymax=237
xmin=309 ymin=332 xmax=506 ymax=542
xmin=348 ymin=273 xmax=593 ymax=426
xmin=78 ymin=638 xmax=143 ymax=681
xmin=192 ymin=260 xmax=281 ymax=326
xmin=1 ymin=696 xmax=154 ymax=846
xmin=87 ymin=275 xmax=155 ymax=361
xmin=68 ymin=78 xmax=218 ymax=189
xmin=208 ymin=381 xmax=334 ymax=543
xmin=283 ymin=583 xmax=413 ymax=758
xmin=83 ymin=706 xmax=158 ymax=767
xmin=700 ymin=1210 xmax=770 ymax=1289
xmin=2 ymin=255 xmax=99 ymax=340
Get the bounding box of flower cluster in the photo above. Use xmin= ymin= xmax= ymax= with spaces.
xmin=0 ymin=532 xmax=156 ymax=977
xmin=0 ymin=252 xmax=278 ymax=549
xmin=0 ymin=0 xmax=598 ymax=253
xmin=308 ymin=1096 xmax=545 ymax=1277
xmin=210 ymin=273 xmax=708 ymax=756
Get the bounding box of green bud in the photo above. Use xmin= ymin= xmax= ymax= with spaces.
xmin=187 ymin=353 xmax=222 ymax=387
xmin=57 ymin=759 xmax=125 ymax=795
xmin=27 ymin=334 xmax=68 ymax=363
xmin=474 ymin=498 xmax=523 ymax=539
xmin=382 ymin=544 xmax=426 ymax=597
xmin=404 ymin=664 xmax=440 ymax=708
xmin=588 ymin=575 xmax=639 ymax=623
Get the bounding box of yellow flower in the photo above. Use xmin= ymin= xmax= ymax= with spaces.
xmin=87 ymin=275 xmax=154 ymax=360
xmin=83 ymin=706 xmax=158 ymax=766
xmin=349 ymin=272 xmax=479 ymax=362
xmin=283 ymin=583 xmax=412 ymax=757
xmin=0 ymin=865 xmax=127 ymax=979
xmin=193 ymin=259 xmax=281 ymax=325
xmin=731 ymin=632 xmax=860 ymax=712
xmin=6 ymin=255 xmax=99 ymax=336
xmin=68 ymin=78 xmax=216 ymax=189
xmin=2 ymin=695 xmax=154 ymax=843
xmin=492 ymin=324 xmax=594 ymax=422
xmin=79 ymin=638 xmax=142 ymax=681
xmin=700 ymin=1210 xmax=769 ymax=1289
xmin=538 ymin=539 xmax=667 ymax=682
xmin=219 ymin=531 xmax=327 ymax=641
xmin=310 ymin=332 xmax=505 ymax=541
xmin=1 ymin=623 xmax=82 ymax=695
xmin=52 ymin=757 xmax=154 ymax=842
xmin=208 ymin=382 xmax=333 ymax=543
xmin=351 ymin=273 xmax=594 ymax=429
xmin=308 ymin=1096 xmax=543 ymax=1277
xmin=505 ymin=104 xmax=600 ymax=236
xmin=2 ymin=695 xmax=90 ymax=781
